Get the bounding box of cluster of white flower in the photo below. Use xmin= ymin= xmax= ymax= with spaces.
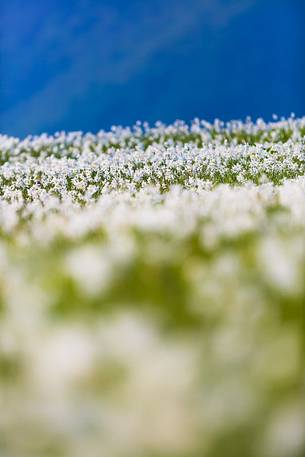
xmin=0 ymin=117 xmax=305 ymax=457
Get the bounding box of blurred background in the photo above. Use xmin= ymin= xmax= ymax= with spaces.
xmin=0 ymin=0 xmax=305 ymax=138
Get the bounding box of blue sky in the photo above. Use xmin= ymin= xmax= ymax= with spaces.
xmin=1 ymin=0 xmax=305 ymax=137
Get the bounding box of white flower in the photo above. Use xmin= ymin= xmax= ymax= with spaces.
xmin=64 ymin=245 xmax=112 ymax=295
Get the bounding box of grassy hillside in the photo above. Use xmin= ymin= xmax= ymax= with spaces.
xmin=0 ymin=117 xmax=304 ymax=457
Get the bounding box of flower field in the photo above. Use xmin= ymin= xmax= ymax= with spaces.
xmin=0 ymin=116 xmax=305 ymax=457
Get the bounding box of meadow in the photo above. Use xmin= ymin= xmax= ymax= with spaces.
xmin=0 ymin=116 xmax=304 ymax=457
